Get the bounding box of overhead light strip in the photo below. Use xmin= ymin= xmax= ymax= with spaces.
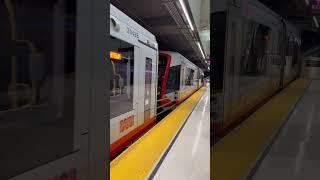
xmin=305 ymin=0 xmax=309 ymax=5
xmin=313 ymin=16 xmax=319 ymax=28
xmin=197 ymin=42 xmax=206 ymax=60
xmin=178 ymin=0 xmax=194 ymax=31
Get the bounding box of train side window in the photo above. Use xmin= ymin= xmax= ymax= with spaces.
xmin=190 ymin=69 xmax=195 ymax=85
xmin=0 ymin=1 xmax=76 ymax=179
xmin=144 ymin=58 xmax=152 ymax=121
xmin=166 ymin=65 xmax=181 ymax=93
xmin=110 ymin=37 xmax=134 ymax=119
xmin=292 ymin=42 xmax=299 ymax=66
xmin=286 ymin=36 xmax=293 ymax=57
xmin=184 ymin=68 xmax=190 ymax=86
xmin=241 ymin=22 xmax=270 ymax=76
xmin=184 ymin=68 xmax=194 ymax=86
xmin=240 ymin=22 xmax=253 ymax=74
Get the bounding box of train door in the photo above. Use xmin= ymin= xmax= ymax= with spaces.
xmin=109 ymin=37 xmax=139 ymax=143
xmin=137 ymin=44 xmax=157 ymax=124
xmin=197 ymin=70 xmax=200 ymax=88
xmin=180 ymin=61 xmax=186 ymax=99
xmin=224 ymin=5 xmax=242 ymax=123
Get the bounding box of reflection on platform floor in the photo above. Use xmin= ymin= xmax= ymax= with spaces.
xmin=254 ymin=80 xmax=320 ymax=179
xmin=153 ymin=87 xmax=210 ymax=180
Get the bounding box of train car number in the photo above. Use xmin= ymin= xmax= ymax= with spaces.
xmin=120 ymin=115 xmax=134 ymax=133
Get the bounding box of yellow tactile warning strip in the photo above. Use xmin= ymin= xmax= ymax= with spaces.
xmin=211 ymin=79 xmax=311 ymax=180
xmin=111 ymin=87 xmax=206 ymax=180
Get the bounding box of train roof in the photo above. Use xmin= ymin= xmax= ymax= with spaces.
xmin=160 ymin=51 xmax=199 ymax=69
xmin=248 ymin=0 xmax=300 ymax=37
xmin=110 ymin=4 xmax=157 ymax=48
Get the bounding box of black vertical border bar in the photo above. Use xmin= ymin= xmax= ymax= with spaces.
xmin=210 ymin=1 xmax=213 ymax=180
xmin=90 ymin=0 xmax=109 ymax=179
xmin=210 ymin=5 xmax=227 ymax=142
xmin=211 ymin=0 xmax=228 ymax=179
xmin=106 ymin=1 xmax=110 ymax=179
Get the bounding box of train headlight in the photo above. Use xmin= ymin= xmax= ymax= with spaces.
xmin=110 ymin=16 xmax=120 ymax=32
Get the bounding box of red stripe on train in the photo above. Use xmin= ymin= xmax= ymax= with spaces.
xmin=110 ymin=86 xmax=204 ymax=160
xmin=110 ymin=117 xmax=156 ymax=160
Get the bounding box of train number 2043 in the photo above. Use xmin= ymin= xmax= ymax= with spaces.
xmin=120 ymin=115 xmax=134 ymax=133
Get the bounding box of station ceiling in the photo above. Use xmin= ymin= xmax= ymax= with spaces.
xmin=110 ymin=0 xmax=209 ymax=70
xmin=259 ymin=0 xmax=312 ymax=30
xmin=259 ymin=0 xmax=320 ymax=54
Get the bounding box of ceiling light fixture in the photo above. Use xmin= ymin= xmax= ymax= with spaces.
xmin=197 ymin=42 xmax=206 ymax=60
xmin=178 ymin=0 xmax=194 ymax=31
xmin=313 ymin=16 xmax=319 ymax=28
xmin=305 ymin=0 xmax=309 ymax=5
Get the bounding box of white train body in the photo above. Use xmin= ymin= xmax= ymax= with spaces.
xmin=158 ymin=51 xmax=204 ymax=105
xmin=109 ymin=4 xmax=158 ymax=157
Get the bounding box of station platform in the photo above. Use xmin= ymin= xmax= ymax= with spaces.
xmin=110 ymin=86 xmax=209 ymax=179
xmin=153 ymin=86 xmax=210 ymax=180
xmin=254 ymin=80 xmax=320 ymax=179
xmin=212 ymin=79 xmax=320 ymax=179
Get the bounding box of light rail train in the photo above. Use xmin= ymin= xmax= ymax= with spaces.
xmin=212 ymin=0 xmax=301 ymax=140
xmin=158 ymin=51 xmax=204 ymax=110
xmin=109 ymin=5 xmax=204 ymax=159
